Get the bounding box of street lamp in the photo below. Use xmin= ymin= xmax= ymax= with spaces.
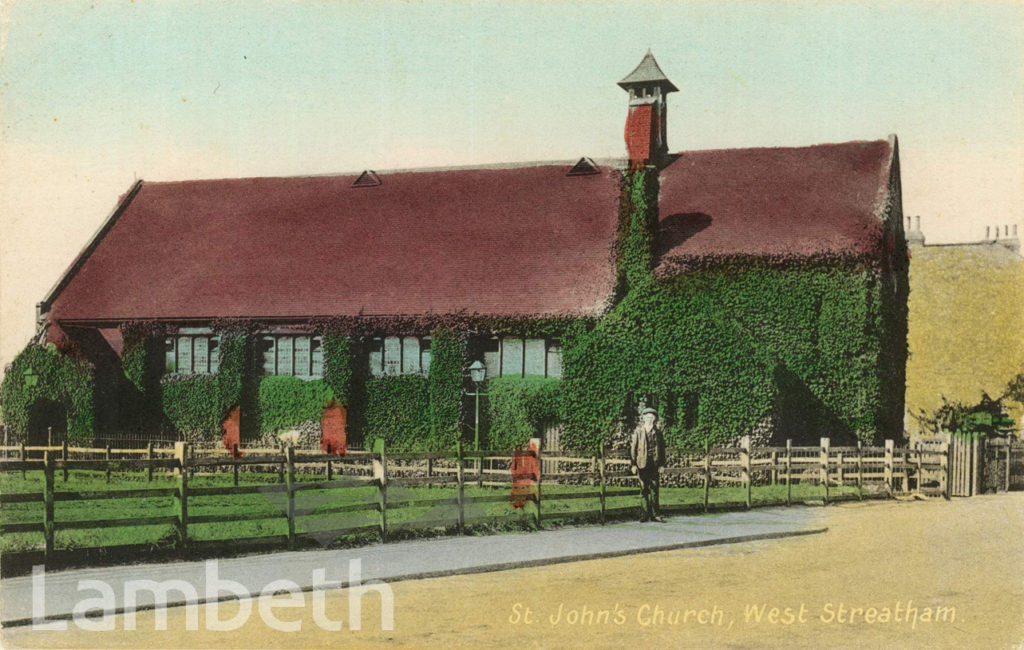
xmin=468 ymin=361 xmax=487 ymax=451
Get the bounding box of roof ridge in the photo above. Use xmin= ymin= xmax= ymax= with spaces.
xmin=137 ymin=157 xmax=631 ymax=187
xmin=126 ymin=139 xmax=890 ymax=186
xmin=669 ymin=138 xmax=890 ymax=157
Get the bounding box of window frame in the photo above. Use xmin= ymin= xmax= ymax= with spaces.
xmin=368 ymin=336 xmax=432 ymax=377
xmin=164 ymin=333 xmax=221 ymax=376
xmin=259 ymin=334 xmax=324 ymax=379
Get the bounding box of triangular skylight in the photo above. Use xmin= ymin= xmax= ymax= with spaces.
xmin=566 ymin=157 xmax=601 ymax=176
xmin=352 ymin=170 xmax=382 ymax=188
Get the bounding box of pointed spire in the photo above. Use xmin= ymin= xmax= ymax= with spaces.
xmin=618 ymin=51 xmax=678 ymax=92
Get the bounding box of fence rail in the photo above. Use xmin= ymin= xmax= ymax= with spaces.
xmin=0 ymin=435 xmax=978 ymax=573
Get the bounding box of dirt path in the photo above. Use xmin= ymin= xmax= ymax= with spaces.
xmin=5 ymin=493 xmax=1023 ymax=649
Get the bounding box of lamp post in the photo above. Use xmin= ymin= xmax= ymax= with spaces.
xmin=468 ymin=361 xmax=487 ymax=451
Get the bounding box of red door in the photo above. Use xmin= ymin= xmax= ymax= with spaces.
xmin=321 ymin=401 xmax=347 ymax=455
xmin=221 ymin=405 xmax=241 ymax=457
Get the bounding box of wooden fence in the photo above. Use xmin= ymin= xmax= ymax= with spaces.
xmin=0 ymin=435 xmax=956 ymax=574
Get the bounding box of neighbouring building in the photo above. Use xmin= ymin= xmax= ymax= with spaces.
xmin=904 ymin=218 xmax=1023 ymax=437
xmin=3 ymin=52 xmax=909 ymax=451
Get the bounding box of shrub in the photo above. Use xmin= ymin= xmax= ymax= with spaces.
xmin=255 ymin=375 xmax=333 ymax=434
xmin=485 ymin=375 xmax=561 ymax=452
xmin=160 ymin=374 xmax=223 ymax=439
xmin=362 ymin=375 xmax=432 ymax=451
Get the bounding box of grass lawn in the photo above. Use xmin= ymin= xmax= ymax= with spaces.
xmin=0 ymin=469 xmax=859 ymax=553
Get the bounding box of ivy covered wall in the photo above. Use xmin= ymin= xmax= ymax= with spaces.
xmin=119 ymin=326 xmax=254 ymax=442
xmin=561 ymin=265 xmax=893 ymax=450
xmin=84 ymin=324 xmax=468 ymax=449
xmin=0 ymin=343 xmax=94 ymax=442
xmin=137 ymin=329 xmax=336 ymax=442
xmin=358 ymin=328 xmax=465 ymax=451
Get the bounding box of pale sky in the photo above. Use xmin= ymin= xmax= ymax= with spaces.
xmin=2 ymin=0 xmax=1022 ymax=371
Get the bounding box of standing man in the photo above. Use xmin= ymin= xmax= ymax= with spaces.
xmin=630 ymin=404 xmax=666 ymax=522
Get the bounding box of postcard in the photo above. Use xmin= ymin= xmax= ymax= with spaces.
xmin=1 ymin=2 xmax=1021 ymax=648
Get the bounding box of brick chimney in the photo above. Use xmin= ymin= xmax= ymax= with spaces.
xmin=905 ymin=215 xmax=925 ymax=246
xmin=619 ymin=51 xmax=677 ymax=168
xmin=996 ymin=223 xmax=1020 ymax=254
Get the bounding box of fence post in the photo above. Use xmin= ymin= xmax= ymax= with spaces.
xmin=915 ymin=442 xmax=924 ymax=492
xmin=786 ymin=439 xmax=793 ymax=506
xmin=62 ymin=439 xmax=69 ymax=482
xmin=770 ymin=449 xmax=778 ymax=486
xmin=884 ymin=439 xmax=894 ymax=497
xmin=971 ymin=437 xmax=981 ymax=496
xmin=533 ymin=438 xmax=543 ymax=529
xmin=963 ymin=436 xmax=970 ymax=496
xmin=741 ymin=435 xmax=751 ymax=509
xmin=703 ymin=440 xmax=711 ymax=512
xmin=286 ymin=445 xmax=296 ymax=550
xmin=853 ymin=441 xmax=863 ymax=500
xmin=278 ymin=444 xmax=285 ymax=484
xmin=598 ymin=447 xmax=606 ymax=525
xmin=233 ymin=444 xmax=240 ymax=486
xmin=1004 ymin=441 xmax=1012 ymax=493
xmin=943 ymin=438 xmax=952 ymax=500
xmin=426 ymin=456 xmax=433 ymax=478
xmin=174 ymin=441 xmax=189 ymax=549
xmin=47 ymin=426 xmax=53 ymax=448
xmin=900 ymin=448 xmax=909 ymax=493
xmin=105 ymin=445 xmax=112 ymax=484
xmin=327 ymin=455 xmax=333 ymax=482
xmin=43 ymin=451 xmax=55 ymax=561
xmin=373 ymin=440 xmax=387 ymax=543
xmin=820 ymin=437 xmax=830 ymax=505
xmin=836 ymin=451 xmax=844 ymax=487
xmin=456 ymin=441 xmax=465 ymax=535
xmin=147 ymin=442 xmax=154 ymax=482
xmin=21 ymin=441 xmax=26 ymax=479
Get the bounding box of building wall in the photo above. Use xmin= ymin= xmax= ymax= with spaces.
xmin=905 ymin=242 xmax=1024 ymax=435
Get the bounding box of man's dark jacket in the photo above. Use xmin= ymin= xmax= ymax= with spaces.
xmin=629 ymin=422 xmax=666 ymax=470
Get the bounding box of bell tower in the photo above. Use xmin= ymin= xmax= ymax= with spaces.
xmin=618 ymin=51 xmax=677 ymax=168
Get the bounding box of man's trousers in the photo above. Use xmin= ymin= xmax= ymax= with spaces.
xmin=638 ymin=465 xmax=660 ymax=520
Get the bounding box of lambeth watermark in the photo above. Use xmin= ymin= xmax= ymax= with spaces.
xmin=31 ymin=558 xmax=393 ymax=632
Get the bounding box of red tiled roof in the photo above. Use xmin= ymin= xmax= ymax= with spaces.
xmin=45 ymin=140 xmax=897 ymax=324
xmin=47 ymin=165 xmax=623 ymax=321
xmin=655 ymin=140 xmax=894 ymax=274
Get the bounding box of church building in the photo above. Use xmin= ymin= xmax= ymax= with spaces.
xmin=6 ymin=53 xmax=909 ymax=451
